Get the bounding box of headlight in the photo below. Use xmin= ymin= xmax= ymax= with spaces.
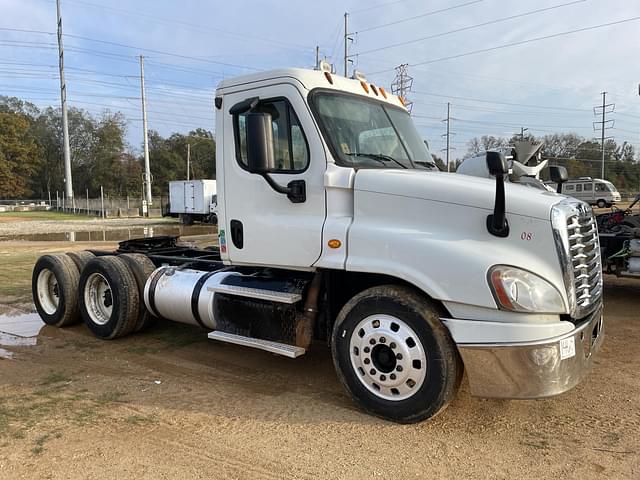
xmin=488 ymin=265 xmax=566 ymax=313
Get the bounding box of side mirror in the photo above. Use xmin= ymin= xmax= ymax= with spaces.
xmin=485 ymin=151 xmax=509 ymax=238
xmin=244 ymin=111 xmax=306 ymax=204
xmin=549 ymin=166 xmax=568 ymax=194
xmin=246 ymin=112 xmax=275 ymax=174
xmin=486 ymin=151 xmax=508 ymax=176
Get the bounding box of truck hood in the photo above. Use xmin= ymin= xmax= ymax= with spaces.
xmin=353 ymin=169 xmax=564 ymax=221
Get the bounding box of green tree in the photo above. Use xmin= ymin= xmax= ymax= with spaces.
xmin=0 ymin=112 xmax=42 ymax=198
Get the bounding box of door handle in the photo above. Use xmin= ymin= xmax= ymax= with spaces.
xmin=230 ymin=219 xmax=243 ymax=249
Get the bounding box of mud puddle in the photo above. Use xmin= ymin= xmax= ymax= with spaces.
xmin=0 ymin=307 xmax=43 ymax=358
xmin=0 ymin=224 xmax=216 ymax=242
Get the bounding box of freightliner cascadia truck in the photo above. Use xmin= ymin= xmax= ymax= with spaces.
xmin=32 ymin=66 xmax=604 ymax=423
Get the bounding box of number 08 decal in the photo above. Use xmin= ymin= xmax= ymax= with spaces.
xmin=521 ymin=232 xmax=533 ymax=241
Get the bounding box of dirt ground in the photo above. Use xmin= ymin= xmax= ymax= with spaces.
xmin=0 ymin=237 xmax=638 ymax=479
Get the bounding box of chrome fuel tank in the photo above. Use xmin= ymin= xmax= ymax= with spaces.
xmin=144 ymin=267 xmax=238 ymax=329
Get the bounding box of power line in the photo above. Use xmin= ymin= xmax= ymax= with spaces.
xmin=349 ymin=0 xmax=414 ymax=15
xmin=369 ymin=15 xmax=640 ymax=73
xmin=411 ymin=90 xmax=590 ymax=112
xmin=56 ymin=0 xmax=315 ymax=53
xmin=357 ymin=0 xmax=584 ymax=56
xmin=0 ymin=26 xmax=260 ymax=71
xmin=355 ymin=0 xmax=483 ymax=34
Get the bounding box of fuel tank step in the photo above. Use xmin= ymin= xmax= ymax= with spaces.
xmin=207 ymin=284 xmax=301 ymax=304
xmin=207 ymin=331 xmax=306 ymax=358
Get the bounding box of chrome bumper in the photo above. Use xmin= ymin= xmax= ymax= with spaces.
xmin=458 ymin=306 xmax=604 ymax=399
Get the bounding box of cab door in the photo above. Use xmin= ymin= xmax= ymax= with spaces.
xmin=221 ymin=83 xmax=326 ymax=268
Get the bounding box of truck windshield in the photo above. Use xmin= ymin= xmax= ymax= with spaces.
xmin=310 ymin=91 xmax=436 ymax=170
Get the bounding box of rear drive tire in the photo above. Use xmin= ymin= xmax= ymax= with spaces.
xmin=66 ymin=250 xmax=95 ymax=272
xmin=32 ymin=254 xmax=81 ymax=327
xmin=331 ymin=285 xmax=463 ymax=424
xmin=119 ymin=253 xmax=157 ymax=332
xmin=78 ymin=256 xmax=139 ymax=339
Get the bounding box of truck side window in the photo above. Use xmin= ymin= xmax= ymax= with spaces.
xmin=234 ymin=99 xmax=309 ymax=173
xmin=595 ymin=183 xmax=605 ymax=192
xmin=584 ymin=183 xmax=592 ymax=191
xmin=565 ymin=184 xmax=574 ymax=191
xmin=576 ymin=184 xmax=583 ymax=192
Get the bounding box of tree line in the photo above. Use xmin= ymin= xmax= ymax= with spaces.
xmin=0 ymin=96 xmax=215 ymax=199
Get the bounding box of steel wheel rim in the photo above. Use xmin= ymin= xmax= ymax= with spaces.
xmin=84 ymin=272 xmax=113 ymax=326
xmin=37 ymin=269 xmax=59 ymax=315
xmin=349 ymin=314 xmax=427 ymax=401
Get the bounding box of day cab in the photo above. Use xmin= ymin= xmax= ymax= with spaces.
xmin=32 ymin=67 xmax=604 ymax=423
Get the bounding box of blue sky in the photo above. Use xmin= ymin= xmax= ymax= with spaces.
xmin=2 ymin=0 xmax=639 ymax=162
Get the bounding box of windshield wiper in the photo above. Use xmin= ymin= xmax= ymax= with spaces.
xmin=346 ymin=152 xmax=408 ymax=169
xmin=414 ymin=160 xmax=438 ymax=170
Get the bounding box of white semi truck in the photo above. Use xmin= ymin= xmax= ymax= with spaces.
xmin=32 ymin=67 xmax=604 ymax=423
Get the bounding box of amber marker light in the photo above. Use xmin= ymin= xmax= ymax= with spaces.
xmin=324 ymin=71 xmax=333 ymax=85
xmin=360 ymin=81 xmax=370 ymax=94
xmin=379 ymin=87 xmax=388 ymax=99
xmin=490 ymin=269 xmax=515 ymax=310
xmin=328 ymin=239 xmax=342 ymax=249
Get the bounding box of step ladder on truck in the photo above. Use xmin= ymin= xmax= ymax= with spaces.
xmin=32 ymin=65 xmax=604 ymax=423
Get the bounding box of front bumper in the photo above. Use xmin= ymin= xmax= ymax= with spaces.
xmin=457 ymin=306 xmax=604 ymax=398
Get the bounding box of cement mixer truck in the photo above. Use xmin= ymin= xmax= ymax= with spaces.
xmin=31 ymin=67 xmax=604 ymax=423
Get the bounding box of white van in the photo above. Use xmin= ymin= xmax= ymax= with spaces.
xmin=558 ymin=177 xmax=621 ymax=207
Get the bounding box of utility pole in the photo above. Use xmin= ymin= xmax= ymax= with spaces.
xmin=391 ymin=64 xmax=414 ymax=113
xmin=56 ymin=0 xmax=73 ymax=206
xmin=315 ymin=45 xmax=320 ymax=69
xmin=186 ymin=143 xmax=191 ymax=181
xmin=441 ymin=102 xmax=455 ymax=172
xmin=140 ymin=55 xmax=152 ymax=208
xmin=520 ymin=127 xmax=528 ymax=140
xmin=343 ymin=13 xmax=349 ymax=77
xmin=593 ymin=91 xmax=615 ymax=179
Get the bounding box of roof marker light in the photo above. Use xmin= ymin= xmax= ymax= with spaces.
xmin=379 ymin=87 xmax=388 ymax=99
xmin=324 ymin=71 xmax=334 ymax=85
xmin=370 ymin=84 xmax=379 ymax=96
xmin=360 ymin=81 xmax=370 ymax=94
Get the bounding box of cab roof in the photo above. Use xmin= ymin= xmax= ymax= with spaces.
xmin=215 ymin=67 xmax=407 ymax=111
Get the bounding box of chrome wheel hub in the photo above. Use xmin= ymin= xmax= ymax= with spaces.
xmin=84 ymin=273 xmax=113 ymax=326
xmin=37 ymin=269 xmax=59 ymax=315
xmin=349 ymin=314 xmax=427 ymax=401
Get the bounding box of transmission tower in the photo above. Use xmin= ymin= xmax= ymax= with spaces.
xmin=593 ymin=91 xmax=615 ymax=179
xmin=441 ymin=102 xmax=455 ymax=171
xmin=391 ymin=64 xmax=414 ymax=113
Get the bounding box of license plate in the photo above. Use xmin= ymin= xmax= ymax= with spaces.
xmin=560 ymin=337 xmax=576 ymax=360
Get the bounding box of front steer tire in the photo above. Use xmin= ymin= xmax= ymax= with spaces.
xmin=78 ymin=256 xmax=140 ymax=340
xmin=32 ymin=254 xmax=82 ymax=327
xmin=331 ymin=285 xmax=463 ymax=424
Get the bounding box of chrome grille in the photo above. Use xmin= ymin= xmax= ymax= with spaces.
xmin=564 ymin=206 xmax=603 ymax=317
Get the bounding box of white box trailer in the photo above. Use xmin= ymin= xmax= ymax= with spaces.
xmin=169 ymin=180 xmax=217 ymax=225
